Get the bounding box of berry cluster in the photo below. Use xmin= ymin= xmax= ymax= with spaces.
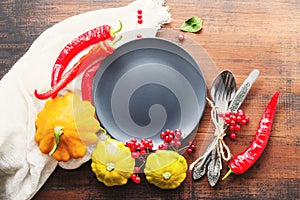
xmin=186 ymin=141 xmax=196 ymax=154
xmin=137 ymin=9 xmax=143 ymax=24
xmin=125 ymin=129 xmax=197 ymax=184
xmin=158 ymin=129 xmax=182 ymax=150
xmin=219 ymin=109 xmax=250 ymax=139
xmin=136 ymin=9 xmax=143 ymax=38
xmin=158 ymin=129 xmax=196 ymax=154
xmin=126 ymin=138 xmax=153 ymax=158
xmin=131 ymin=173 xmax=141 ymax=184
xmin=126 ymin=138 xmax=153 ymax=184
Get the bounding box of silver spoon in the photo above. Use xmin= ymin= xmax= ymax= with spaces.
xmin=210 ymin=70 xmax=236 ymax=119
xmin=208 ymin=70 xmax=236 ymax=186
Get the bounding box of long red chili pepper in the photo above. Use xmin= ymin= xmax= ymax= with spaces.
xmin=51 ymin=21 xmax=122 ymax=87
xmin=222 ymin=90 xmax=280 ymax=180
xmin=81 ymin=38 xmax=116 ymax=103
xmin=34 ymin=39 xmax=116 ymax=100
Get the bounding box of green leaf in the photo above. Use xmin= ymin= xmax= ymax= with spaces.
xmin=180 ymin=16 xmax=203 ymax=33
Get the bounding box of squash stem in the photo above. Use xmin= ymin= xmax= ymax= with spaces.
xmin=99 ymin=125 xmax=107 ymax=135
xmin=106 ymin=162 xmax=115 ymax=172
xmin=49 ymin=126 xmax=64 ymax=156
xmin=163 ymin=172 xmax=172 ymax=180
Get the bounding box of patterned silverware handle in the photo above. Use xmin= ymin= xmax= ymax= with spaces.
xmin=228 ymin=69 xmax=260 ymax=112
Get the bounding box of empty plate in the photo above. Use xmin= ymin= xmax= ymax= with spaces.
xmin=93 ymin=37 xmax=206 ymax=148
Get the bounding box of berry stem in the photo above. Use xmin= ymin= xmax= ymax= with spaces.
xmin=138 ymin=160 xmax=146 ymax=170
xmin=177 ymin=146 xmax=189 ymax=152
xmin=170 ymin=145 xmax=177 ymax=151
xmin=137 ymin=156 xmax=146 ymax=162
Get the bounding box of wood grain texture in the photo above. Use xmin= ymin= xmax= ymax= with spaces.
xmin=0 ymin=0 xmax=299 ymax=199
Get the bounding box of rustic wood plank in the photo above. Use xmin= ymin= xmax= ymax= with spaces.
xmin=0 ymin=0 xmax=299 ymax=199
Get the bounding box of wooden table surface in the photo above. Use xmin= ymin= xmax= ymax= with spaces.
xmin=1 ymin=0 xmax=299 ymax=199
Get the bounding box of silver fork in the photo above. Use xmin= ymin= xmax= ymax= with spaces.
xmin=192 ymin=70 xmax=236 ymax=186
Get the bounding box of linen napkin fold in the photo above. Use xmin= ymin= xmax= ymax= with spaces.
xmin=0 ymin=0 xmax=171 ymax=199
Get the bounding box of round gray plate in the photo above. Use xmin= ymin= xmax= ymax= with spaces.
xmin=93 ymin=37 xmax=206 ymax=148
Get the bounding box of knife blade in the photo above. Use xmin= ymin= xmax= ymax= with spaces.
xmin=228 ymin=69 xmax=260 ymax=112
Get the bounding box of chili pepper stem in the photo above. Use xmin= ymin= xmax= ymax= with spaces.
xmin=49 ymin=126 xmax=64 ymax=156
xmin=111 ymin=35 xmax=123 ymax=46
xmin=110 ymin=20 xmax=123 ymax=37
xmin=222 ymin=168 xmax=233 ymax=180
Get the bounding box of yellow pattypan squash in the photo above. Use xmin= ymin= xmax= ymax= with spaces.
xmin=35 ymin=93 xmax=100 ymax=162
xmin=144 ymin=150 xmax=188 ymax=189
xmin=91 ymin=138 xmax=135 ymax=187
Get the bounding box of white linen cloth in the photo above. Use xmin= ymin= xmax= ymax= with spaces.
xmin=0 ymin=0 xmax=171 ymax=199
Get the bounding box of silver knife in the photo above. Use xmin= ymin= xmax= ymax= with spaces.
xmin=228 ymin=69 xmax=260 ymax=112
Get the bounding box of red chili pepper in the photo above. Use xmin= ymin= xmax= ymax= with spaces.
xmin=51 ymin=21 xmax=122 ymax=87
xmin=81 ymin=39 xmax=115 ymax=104
xmin=34 ymin=39 xmax=116 ymax=100
xmin=222 ymin=90 xmax=280 ymax=180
